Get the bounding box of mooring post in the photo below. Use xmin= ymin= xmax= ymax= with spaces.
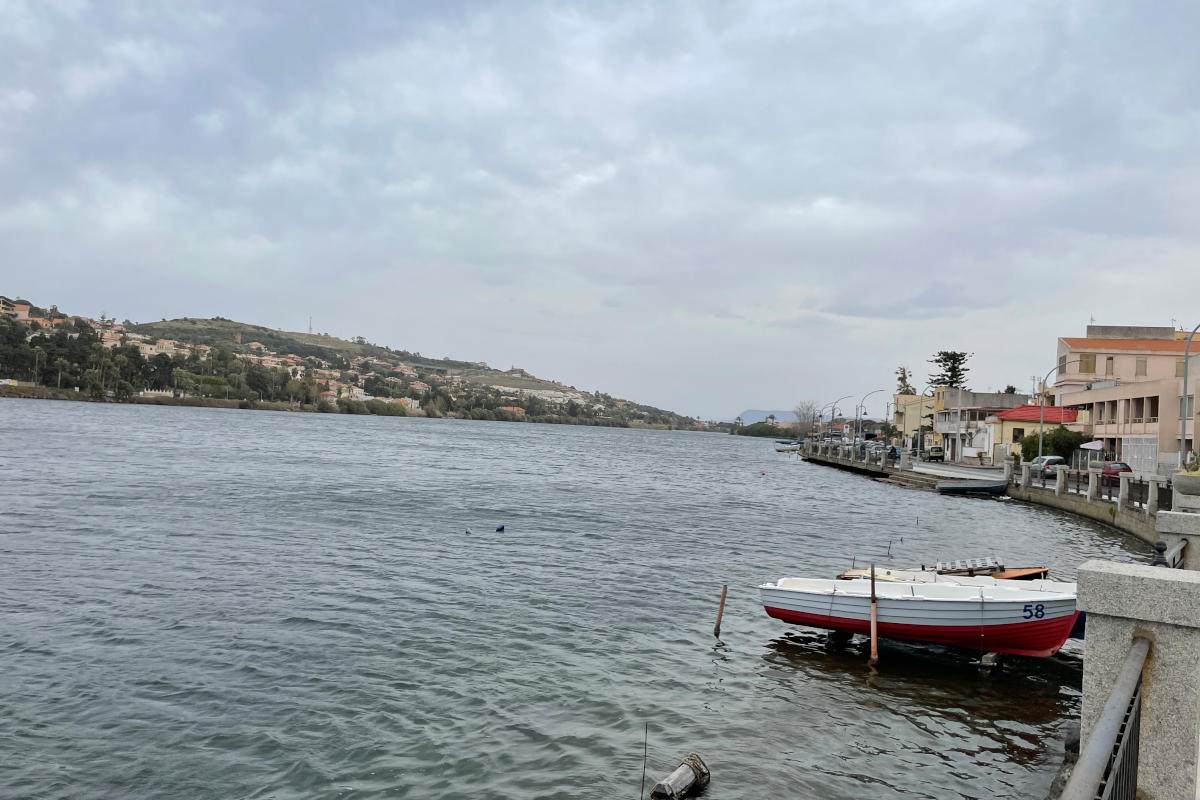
xmin=649 ymin=753 xmax=710 ymax=800
xmin=868 ymin=564 xmax=879 ymax=667
xmin=713 ymin=585 xmax=727 ymax=638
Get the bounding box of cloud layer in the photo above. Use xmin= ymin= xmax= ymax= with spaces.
xmin=3 ymin=1 xmax=1199 ymax=417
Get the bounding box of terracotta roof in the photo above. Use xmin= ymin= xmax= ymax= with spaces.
xmin=1061 ymin=337 xmax=1187 ymax=352
xmin=991 ymin=405 xmax=1078 ymax=423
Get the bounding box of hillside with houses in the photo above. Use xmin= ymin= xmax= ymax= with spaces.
xmin=0 ymin=295 xmax=702 ymax=430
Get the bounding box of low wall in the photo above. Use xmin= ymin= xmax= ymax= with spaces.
xmin=801 ymin=451 xmax=892 ymax=477
xmin=804 ymin=445 xmax=1159 ymax=545
xmin=1006 ymin=484 xmax=1158 ymax=544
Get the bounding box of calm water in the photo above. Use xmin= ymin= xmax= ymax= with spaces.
xmin=1 ymin=399 xmax=1149 ymax=799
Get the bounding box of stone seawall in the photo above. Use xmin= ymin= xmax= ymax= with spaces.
xmin=801 ymin=451 xmax=941 ymax=490
xmin=1006 ymin=484 xmax=1158 ymax=544
xmin=802 ymin=447 xmax=1157 ymax=544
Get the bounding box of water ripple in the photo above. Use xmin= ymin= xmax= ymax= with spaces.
xmin=0 ymin=399 xmax=1149 ymax=799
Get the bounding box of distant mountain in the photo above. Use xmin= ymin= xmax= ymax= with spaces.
xmin=736 ymin=409 xmax=799 ymax=424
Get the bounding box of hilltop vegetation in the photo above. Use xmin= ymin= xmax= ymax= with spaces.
xmin=1 ymin=299 xmax=701 ymax=429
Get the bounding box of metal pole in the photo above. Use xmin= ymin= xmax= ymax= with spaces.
xmin=1038 ymin=358 xmax=1086 ymax=459
xmin=914 ymin=385 xmax=934 ymax=457
xmin=857 ymin=388 xmax=886 ymax=444
xmin=827 ymin=394 xmax=851 ymax=441
xmin=1180 ymin=323 xmax=1200 ymax=468
xmin=1059 ymin=637 xmax=1151 ymax=800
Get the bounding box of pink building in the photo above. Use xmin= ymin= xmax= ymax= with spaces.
xmin=1054 ymin=326 xmax=1200 ymax=474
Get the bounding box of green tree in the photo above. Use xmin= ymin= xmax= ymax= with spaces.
xmin=927 ymin=351 xmax=971 ymax=388
xmin=895 ymin=366 xmax=915 ymax=394
xmin=54 ymin=357 xmax=69 ymax=388
xmin=1003 ymin=384 xmax=1018 ymax=394
xmin=1018 ymin=425 xmax=1087 ymax=461
xmin=734 ymin=421 xmax=785 ymax=437
xmin=84 ymin=369 xmax=105 ymax=400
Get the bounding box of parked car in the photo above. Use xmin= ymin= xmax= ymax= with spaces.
xmin=1100 ymin=461 xmax=1133 ymax=487
xmin=1034 ymin=455 xmax=1066 ymax=478
xmin=921 ymin=446 xmax=945 ymax=462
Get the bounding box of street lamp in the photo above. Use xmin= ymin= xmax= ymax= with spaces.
xmin=1037 ymin=358 xmax=1086 ymax=459
xmin=825 ymin=395 xmax=852 ymax=440
xmin=913 ymin=386 xmax=935 ymax=456
xmin=1180 ymin=323 xmax=1200 ymax=468
xmin=856 ymin=388 xmax=886 ymax=442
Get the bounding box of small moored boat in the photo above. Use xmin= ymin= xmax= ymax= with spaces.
xmin=760 ymin=577 xmax=1078 ymax=657
xmin=936 ymin=479 xmax=1009 ymax=495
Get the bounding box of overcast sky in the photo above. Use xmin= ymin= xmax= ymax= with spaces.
xmin=3 ymin=1 xmax=1198 ymax=419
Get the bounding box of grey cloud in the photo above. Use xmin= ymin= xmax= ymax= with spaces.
xmin=2 ymin=1 xmax=1198 ymax=417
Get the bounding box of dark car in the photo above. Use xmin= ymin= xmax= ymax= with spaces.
xmin=1100 ymin=461 xmax=1133 ymax=486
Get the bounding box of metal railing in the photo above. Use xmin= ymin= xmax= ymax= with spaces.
xmin=1060 ymin=637 xmax=1151 ymax=800
xmin=1152 ymin=538 xmax=1187 ymax=568
xmin=1158 ymin=484 xmax=1173 ymax=512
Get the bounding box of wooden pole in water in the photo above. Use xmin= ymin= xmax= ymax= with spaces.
xmin=713 ymin=585 xmax=728 ymax=638
xmin=869 ymin=564 xmax=879 ymax=667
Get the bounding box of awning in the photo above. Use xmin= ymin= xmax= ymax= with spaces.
xmin=1081 ymin=440 xmax=1104 ymax=450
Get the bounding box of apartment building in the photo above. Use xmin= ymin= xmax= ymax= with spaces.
xmin=1053 ymin=325 xmax=1200 ymax=474
xmin=933 ymin=389 xmax=1030 ymax=462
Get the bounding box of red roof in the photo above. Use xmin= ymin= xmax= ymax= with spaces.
xmin=1061 ymin=337 xmax=1186 ymax=353
xmin=991 ymin=405 xmax=1077 ymax=423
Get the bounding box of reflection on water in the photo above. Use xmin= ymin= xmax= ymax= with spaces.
xmin=0 ymin=399 xmax=1148 ymax=800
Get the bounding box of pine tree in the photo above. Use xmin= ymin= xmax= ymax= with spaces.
xmin=927 ymin=351 xmax=971 ymax=388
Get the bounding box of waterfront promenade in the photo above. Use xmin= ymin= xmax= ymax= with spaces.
xmin=800 ymin=442 xmax=1161 ymax=544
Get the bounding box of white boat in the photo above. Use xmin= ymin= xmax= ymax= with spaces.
xmin=760 ymin=577 xmax=1078 ymax=657
xmin=838 ymin=566 xmax=1074 ymax=593
xmin=774 ymin=444 xmax=802 ymax=453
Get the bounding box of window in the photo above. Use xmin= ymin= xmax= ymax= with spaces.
xmin=1105 ymin=356 xmax=1113 ymax=376
xmin=1058 ymin=354 xmax=1067 ymax=374
xmin=1136 ymin=357 xmax=1147 ymax=377
xmin=1178 ymin=358 xmax=1187 ymax=378
xmin=1011 ymin=427 xmax=1024 ymax=443
xmin=1079 ymin=353 xmax=1096 ymax=373
xmin=1181 ymin=394 xmax=1195 ymax=419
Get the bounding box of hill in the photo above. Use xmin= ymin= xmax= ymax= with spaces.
xmin=130 ymin=317 xmax=569 ymax=392
xmin=124 ymin=316 xmax=698 ymax=428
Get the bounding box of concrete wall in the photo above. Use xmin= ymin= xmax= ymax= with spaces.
xmin=1006 ymin=483 xmax=1158 ymax=544
xmin=1077 ymin=560 xmax=1200 ymax=800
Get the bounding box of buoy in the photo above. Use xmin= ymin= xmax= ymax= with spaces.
xmin=496 ymin=524 xmax=505 ymax=532
xmin=465 ymin=529 xmax=471 ymax=535
xmin=761 ymin=471 xmax=765 ymax=476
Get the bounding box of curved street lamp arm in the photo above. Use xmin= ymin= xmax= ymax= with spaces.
xmin=1038 ymin=358 xmax=1087 ymax=460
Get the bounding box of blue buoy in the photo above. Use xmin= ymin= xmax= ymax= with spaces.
xmin=496 ymin=524 xmax=505 ymax=532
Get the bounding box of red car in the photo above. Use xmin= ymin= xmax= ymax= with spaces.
xmin=1100 ymin=461 xmax=1133 ymax=486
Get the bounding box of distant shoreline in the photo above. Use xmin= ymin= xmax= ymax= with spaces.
xmin=0 ymin=386 xmax=700 ymax=430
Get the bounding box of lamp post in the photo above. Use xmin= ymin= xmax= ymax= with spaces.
xmin=1180 ymin=323 xmax=1200 ymax=468
xmin=856 ymin=388 xmax=886 ymax=443
xmin=824 ymin=395 xmax=852 ymax=440
xmin=1037 ymin=358 xmax=1086 ymax=459
xmin=913 ymin=386 xmax=935 ymax=456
